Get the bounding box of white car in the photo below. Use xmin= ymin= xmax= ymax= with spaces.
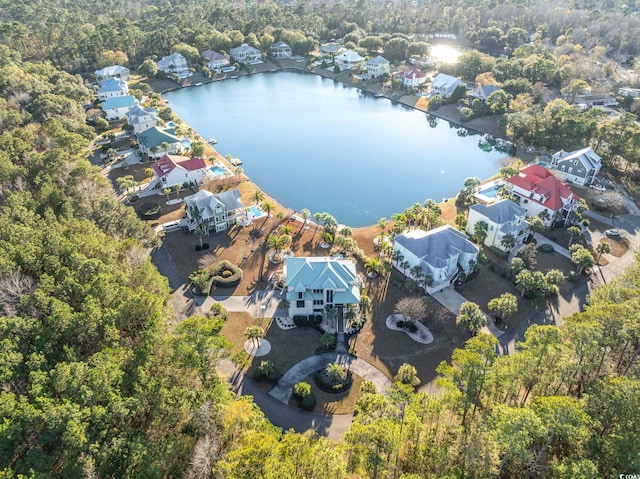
xmin=590 ymin=184 xmax=606 ymax=192
xmin=605 ymin=229 xmax=621 ymax=237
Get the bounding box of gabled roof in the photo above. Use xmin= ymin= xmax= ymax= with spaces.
xmin=201 ymin=50 xmax=227 ymax=61
xmin=126 ymin=104 xmax=157 ymax=124
xmin=137 ymin=126 xmax=181 ymax=148
xmin=473 ymin=84 xmax=501 ymax=98
xmin=101 ymin=95 xmax=136 ymax=110
xmin=469 ymin=199 xmax=526 ymax=224
xmin=151 ymin=155 xmax=206 ymax=178
xmin=395 ymin=225 xmax=478 ymax=269
xmin=552 ymin=147 xmax=601 ymax=170
xmin=214 ymin=189 xmax=244 ymax=211
xmin=97 ymin=78 xmax=127 ymax=93
xmin=184 ymin=188 xmax=244 ymax=218
xmin=336 ymin=50 xmax=364 ymax=62
xmin=271 ymin=41 xmax=291 ymax=49
xmin=366 ymin=55 xmax=389 ymax=65
xmin=506 ymin=165 xmax=578 ymax=210
xmin=94 ymin=65 xmax=129 ymax=77
xmin=285 ymin=256 xmax=360 ymax=304
xmin=320 ymin=42 xmax=343 ymax=53
xmin=432 ymin=73 xmax=463 ymax=89
xmin=157 ymin=53 xmax=187 ymax=68
xmin=396 ymin=68 xmax=426 ymax=80
xmin=230 ymin=43 xmax=261 ymax=55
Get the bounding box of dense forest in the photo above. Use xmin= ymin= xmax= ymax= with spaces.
xmin=0 ymin=0 xmax=639 ymax=477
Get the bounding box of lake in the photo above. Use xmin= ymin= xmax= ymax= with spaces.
xmin=163 ymin=71 xmax=510 ymax=227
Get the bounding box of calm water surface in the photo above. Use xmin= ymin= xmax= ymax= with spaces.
xmin=164 ymin=71 xmax=509 ymax=227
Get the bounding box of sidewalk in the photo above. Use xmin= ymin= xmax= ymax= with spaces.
xmin=433 ymin=286 xmax=504 ymax=337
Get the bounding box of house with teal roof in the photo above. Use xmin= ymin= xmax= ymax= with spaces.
xmin=284 ymin=256 xmax=361 ymax=322
xmin=101 ymin=95 xmax=136 ymax=121
xmin=97 ymin=78 xmax=129 ymax=101
xmin=137 ymin=126 xmax=181 ymax=158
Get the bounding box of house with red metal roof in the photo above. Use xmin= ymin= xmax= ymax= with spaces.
xmin=394 ymin=68 xmax=427 ymax=88
xmin=505 ymin=164 xmax=580 ymax=226
xmin=151 ymin=155 xmax=207 ymax=190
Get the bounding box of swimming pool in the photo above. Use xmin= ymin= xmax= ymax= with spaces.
xmin=246 ymin=205 xmax=265 ymax=219
xmin=209 ymin=165 xmax=230 ymax=176
xmin=478 ymin=184 xmax=501 ymax=198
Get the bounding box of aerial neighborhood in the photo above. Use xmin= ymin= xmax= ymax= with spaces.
xmin=4 ymin=1 xmax=640 ymax=477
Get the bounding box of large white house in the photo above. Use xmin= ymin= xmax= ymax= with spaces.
xmin=506 ymin=164 xmax=580 ymax=226
xmin=150 ymin=155 xmax=207 ymax=190
xmin=201 ymin=50 xmax=230 ymax=70
xmin=270 ymin=41 xmax=292 ymax=58
xmin=284 ymin=256 xmax=360 ymax=325
xmin=364 ymin=55 xmax=390 ymax=79
xmin=125 ymin=104 xmax=158 ymax=135
xmin=431 ymin=73 xmax=465 ymax=98
xmin=335 ymin=50 xmax=364 ymax=71
xmin=550 ymin=147 xmax=602 ymax=186
xmin=393 ymin=225 xmax=478 ymax=294
xmin=184 ymin=188 xmax=245 ymax=233
xmin=97 ymin=78 xmax=129 ymax=101
xmin=466 ymin=199 xmax=529 ymax=252
xmin=394 ymin=68 xmax=427 ymax=88
xmin=101 ymin=95 xmax=136 ymax=121
xmin=230 ymin=43 xmax=262 ymax=63
xmin=157 ymin=53 xmax=190 ymax=78
xmin=319 ymin=42 xmax=345 ymax=59
xmin=94 ymin=65 xmax=130 ymax=84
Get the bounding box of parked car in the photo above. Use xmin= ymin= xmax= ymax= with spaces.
xmin=605 ymin=229 xmax=621 ymax=237
xmin=590 ymin=184 xmax=606 ymax=192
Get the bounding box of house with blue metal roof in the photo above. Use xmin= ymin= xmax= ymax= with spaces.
xmin=97 ymin=78 xmax=129 ymax=101
xmin=101 ymin=95 xmax=136 ymax=121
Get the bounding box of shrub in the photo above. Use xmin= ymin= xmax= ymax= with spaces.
xmin=567 ymin=271 xmax=580 ymax=282
xmin=202 ymin=243 xmax=210 ymax=250
xmin=293 ymin=381 xmax=311 ymax=398
xmin=313 ymin=370 xmax=353 ymax=394
xmin=539 ymin=243 xmax=555 ymax=253
xmin=210 ymin=302 xmax=227 ymax=319
xmin=408 ymin=323 xmax=418 ymax=333
xmin=139 ymin=203 xmax=162 ymax=220
xmin=189 ymin=269 xmax=212 ymax=294
xmin=222 ymin=270 xmax=233 ymax=278
xmin=301 ymin=393 xmax=316 ymax=411
xmin=396 ymin=319 xmax=405 ymax=328
xmin=195 ymin=245 xmax=202 ymax=251
xmin=210 ymin=260 xmax=243 ymax=286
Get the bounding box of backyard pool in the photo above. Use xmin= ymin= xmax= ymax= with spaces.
xmin=246 ymin=205 xmax=265 ymax=219
xmin=209 ymin=165 xmax=230 ymax=176
xmin=478 ymin=184 xmax=501 ymax=198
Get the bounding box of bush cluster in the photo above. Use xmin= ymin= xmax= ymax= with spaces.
xmin=539 ymin=243 xmax=555 ymax=253
xmin=313 ymin=370 xmax=353 ymax=394
xmin=293 ymin=315 xmax=322 ymax=327
xmin=210 ymin=260 xmax=243 ymax=286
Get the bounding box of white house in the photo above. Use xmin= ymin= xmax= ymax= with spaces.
xmin=550 ymin=147 xmax=602 ymax=186
xmin=393 ymin=225 xmax=478 ymax=294
xmin=101 ymin=95 xmax=136 ymax=121
xmin=184 ymin=188 xmax=245 ymax=233
xmin=394 ymin=68 xmax=427 ymax=88
xmin=137 ymin=126 xmax=182 ymax=158
xmin=319 ymin=42 xmax=345 ymax=59
xmin=466 ymin=200 xmax=529 ymax=251
xmin=150 ymin=155 xmax=207 ymax=190
xmin=230 ymin=43 xmax=262 ymax=63
xmin=364 ymin=55 xmax=390 ymax=79
xmin=431 ymin=73 xmax=465 ymax=98
xmin=157 ymin=53 xmax=190 ymax=78
xmin=97 ymin=78 xmax=129 ymax=101
xmin=506 ymin=164 xmax=580 ymax=226
xmin=335 ymin=50 xmax=365 ymax=71
xmin=125 ymin=104 xmax=158 ymax=135
xmin=94 ymin=65 xmax=130 ymax=84
xmin=471 ymin=84 xmax=502 ymax=103
xmin=201 ymin=50 xmax=230 ymax=70
xmin=284 ymin=256 xmax=360 ymax=325
xmin=270 ymin=41 xmax=292 ymax=58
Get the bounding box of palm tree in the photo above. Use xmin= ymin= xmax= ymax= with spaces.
xmin=359 ymin=295 xmax=371 ymax=313
xmin=392 ymin=250 xmax=404 ymax=267
xmin=324 ymin=306 xmax=339 ymax=330
xmin=320 ymin=333 xmax=336 ymax=349
xmin=567 ymin=225 xmax=582 ymax=247
xmin=410 ymin=265 xmax=423 ymax=281
xmin=325 ymin=362 xmax=345 ymax=383
xmin=149 ymin=146 xmax=158 ymax=158
xmin=278 ymin=298 xmax=290 ymax=313
xmin=538 ymin=210 xmax=551 ymax=228
xmin=364 ymin=257 xmax=383 ymax=277
xmin=455 ymin=214 xmax=467 ymax=231
xmin=161 ymin=141 xmax=170 ymax=156
xmin=400 ymin=259 xmax=410 ymax=276
xmin=261 ymin=201 xmax=274 ymax=217
xmin=281 ymin=225 xmax=293 ymax=236
xmin=234 ymin=166 xmax=243 ymax=184
xmin=474 ymin=221 xmax=489 ymax=244
xmin=419 ymin=273 xmax=434 ymax=292
xmin=244 ymin=326 xmax=264 ymax=348
xmin=300 ymin=208 xmax=311 ymax=227
xmin=173 ymin=183 xmax=181 ymax=199
xmin=378 ymin=217 xmax=388 ymax=233
xmin=595 ymin=241 xmax=611 ymax=265
xmin=251 ymin=190 xmax=265 ymax=205
xmin=319 ymin=230 xmax=333 ymax=245
xmin=500 ymin=233 xmax=516 ymax=252
xmin=456 ymin=301 xmax=486 ymax=335
xmin=266 ymin=235 xmax=288 ymax=262
xmin=163 ymin=187 xmax=172 ymax=201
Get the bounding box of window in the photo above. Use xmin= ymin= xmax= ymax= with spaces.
xmin=297 ymin=292 xmax=303 ymax=300
xmin=568 ymin=167 xmax=573 ymax=174
xmin=296 ymin=300 xmax=304 ymax=308
xmin=313 ymin=299 xmax=324 ymax=306
xmin=312 ymin=289 xmax=322 ymax=294
xmin=326 ymin=290 xmax=333 ymax=304
xmin=561 ymin=165 xmax=566 ymax=171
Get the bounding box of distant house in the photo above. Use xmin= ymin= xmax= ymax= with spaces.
xmin=101 ymin=95 xmax=136 ymax=121
xmin=94 ymin=65 xmax=130 ymax=84
xmin=618 ymin=87 xmax=640 ymax=97
xmin=284 ymin=256 xmax=360 ymax=323
xmin=230 ymin=43 xmax=262 ymax=64
xmin=431 ymin=73 xmax=465 ymax=98
xmin=550 ymin=147 xmax=602 ymax=186
xmin=201 ymin=50 xmax=230 ymax=70
xmin=137 ymin=126 xmax=182 ymax=158
xmin=394 ymin=68 xmax=427 ymax=88
xmin=125 ymin=104 xmax=158 ymax=135
xmin=393 ymin=225 xmax=478 ymax=294
xmin=150 ymin=154 xmax=207 ymax=189
xmin=157 ymin=53 xmax=190 ymax=78
xmin=270 ymin=41 xmax=292 ymax=58
xmin=97 ymin=78 xmax=129 ymax=101
xmin=335 ymin=50 xmax=364 ymax=71
xmin=364 ymin=56 xmax=390 ymax=79
xmin=471 ymin=84 xmax=502 ymax=103
xmin=505 ymin=164 xmax=580 ymax=226
xmin=184 ymin=188 xmax=245 ymax=233
xmin=574 ymin=94 xmax=618 ymax=108
xmin=319 ymin=42 xmax=345 ymax=59
xmin=466 ymin=200 xmax=529 ymax=251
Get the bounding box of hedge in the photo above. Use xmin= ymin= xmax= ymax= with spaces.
xmin=313 ymin=370 xmax=353 ymax=394
xmin=209 ymin=260 xmax=243 ymax=286
xmin=539 ymin=243 xmax=555 ymax=253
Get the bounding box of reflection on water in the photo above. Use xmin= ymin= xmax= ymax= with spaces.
xmin=430 ymin=44 xmax=462 ymax=63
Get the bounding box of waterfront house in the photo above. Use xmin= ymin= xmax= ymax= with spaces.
xmin=125 ymin=104 xmax=158 ymax=135
xmin=284 ymin=256 xmax=360 ymax=322
xmin=393 ymin=225 xmax=478 ymax=294
xmin=94 ymin=65 xmax=130 ymax=84
xmin=364 ymin=55 xmax=390 ymax=79
xmin=466 ymin=200 xmax=529 ymax=251
xmin=319 ymin=42 xmax=345 ymax=60
xmin=97 ymin=78 xmax=129 ymax=101
xmin=137 ymin=126 xmax=182 ymax=158
xmin=335 ymin=50 xmax=365 ymax=71
xmin=230 ymin=43 xmax=262 ymax=63
xmin=151 ymin=155 xmax=207 ymax=190
xmin=550 ymin=147 xmax=602 ymax=186
xmin=394 ymin=68 xmax=427 ymax=88
xmin=505 ymin=164 xmax=579 ymax=226
xmin=101 ymin=95 xmax=136 ymax=121
xmin=157 ymin=53 xmax=190 ymax=78
xmin=201 ymin=50 xmax=230 ymax=70
xmin=471 ymin=84 xmax=502 ymax=103
xmin=431 ymin=73 xmax=465 ymax=98
xmin=184 ymin=188 xmax=244 ymax=233
xmin=270 ymin=41 xmax=292 ymax=58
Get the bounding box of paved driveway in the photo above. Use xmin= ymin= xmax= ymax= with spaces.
xmin=209 ymin=289 xmax=283 ymax=318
